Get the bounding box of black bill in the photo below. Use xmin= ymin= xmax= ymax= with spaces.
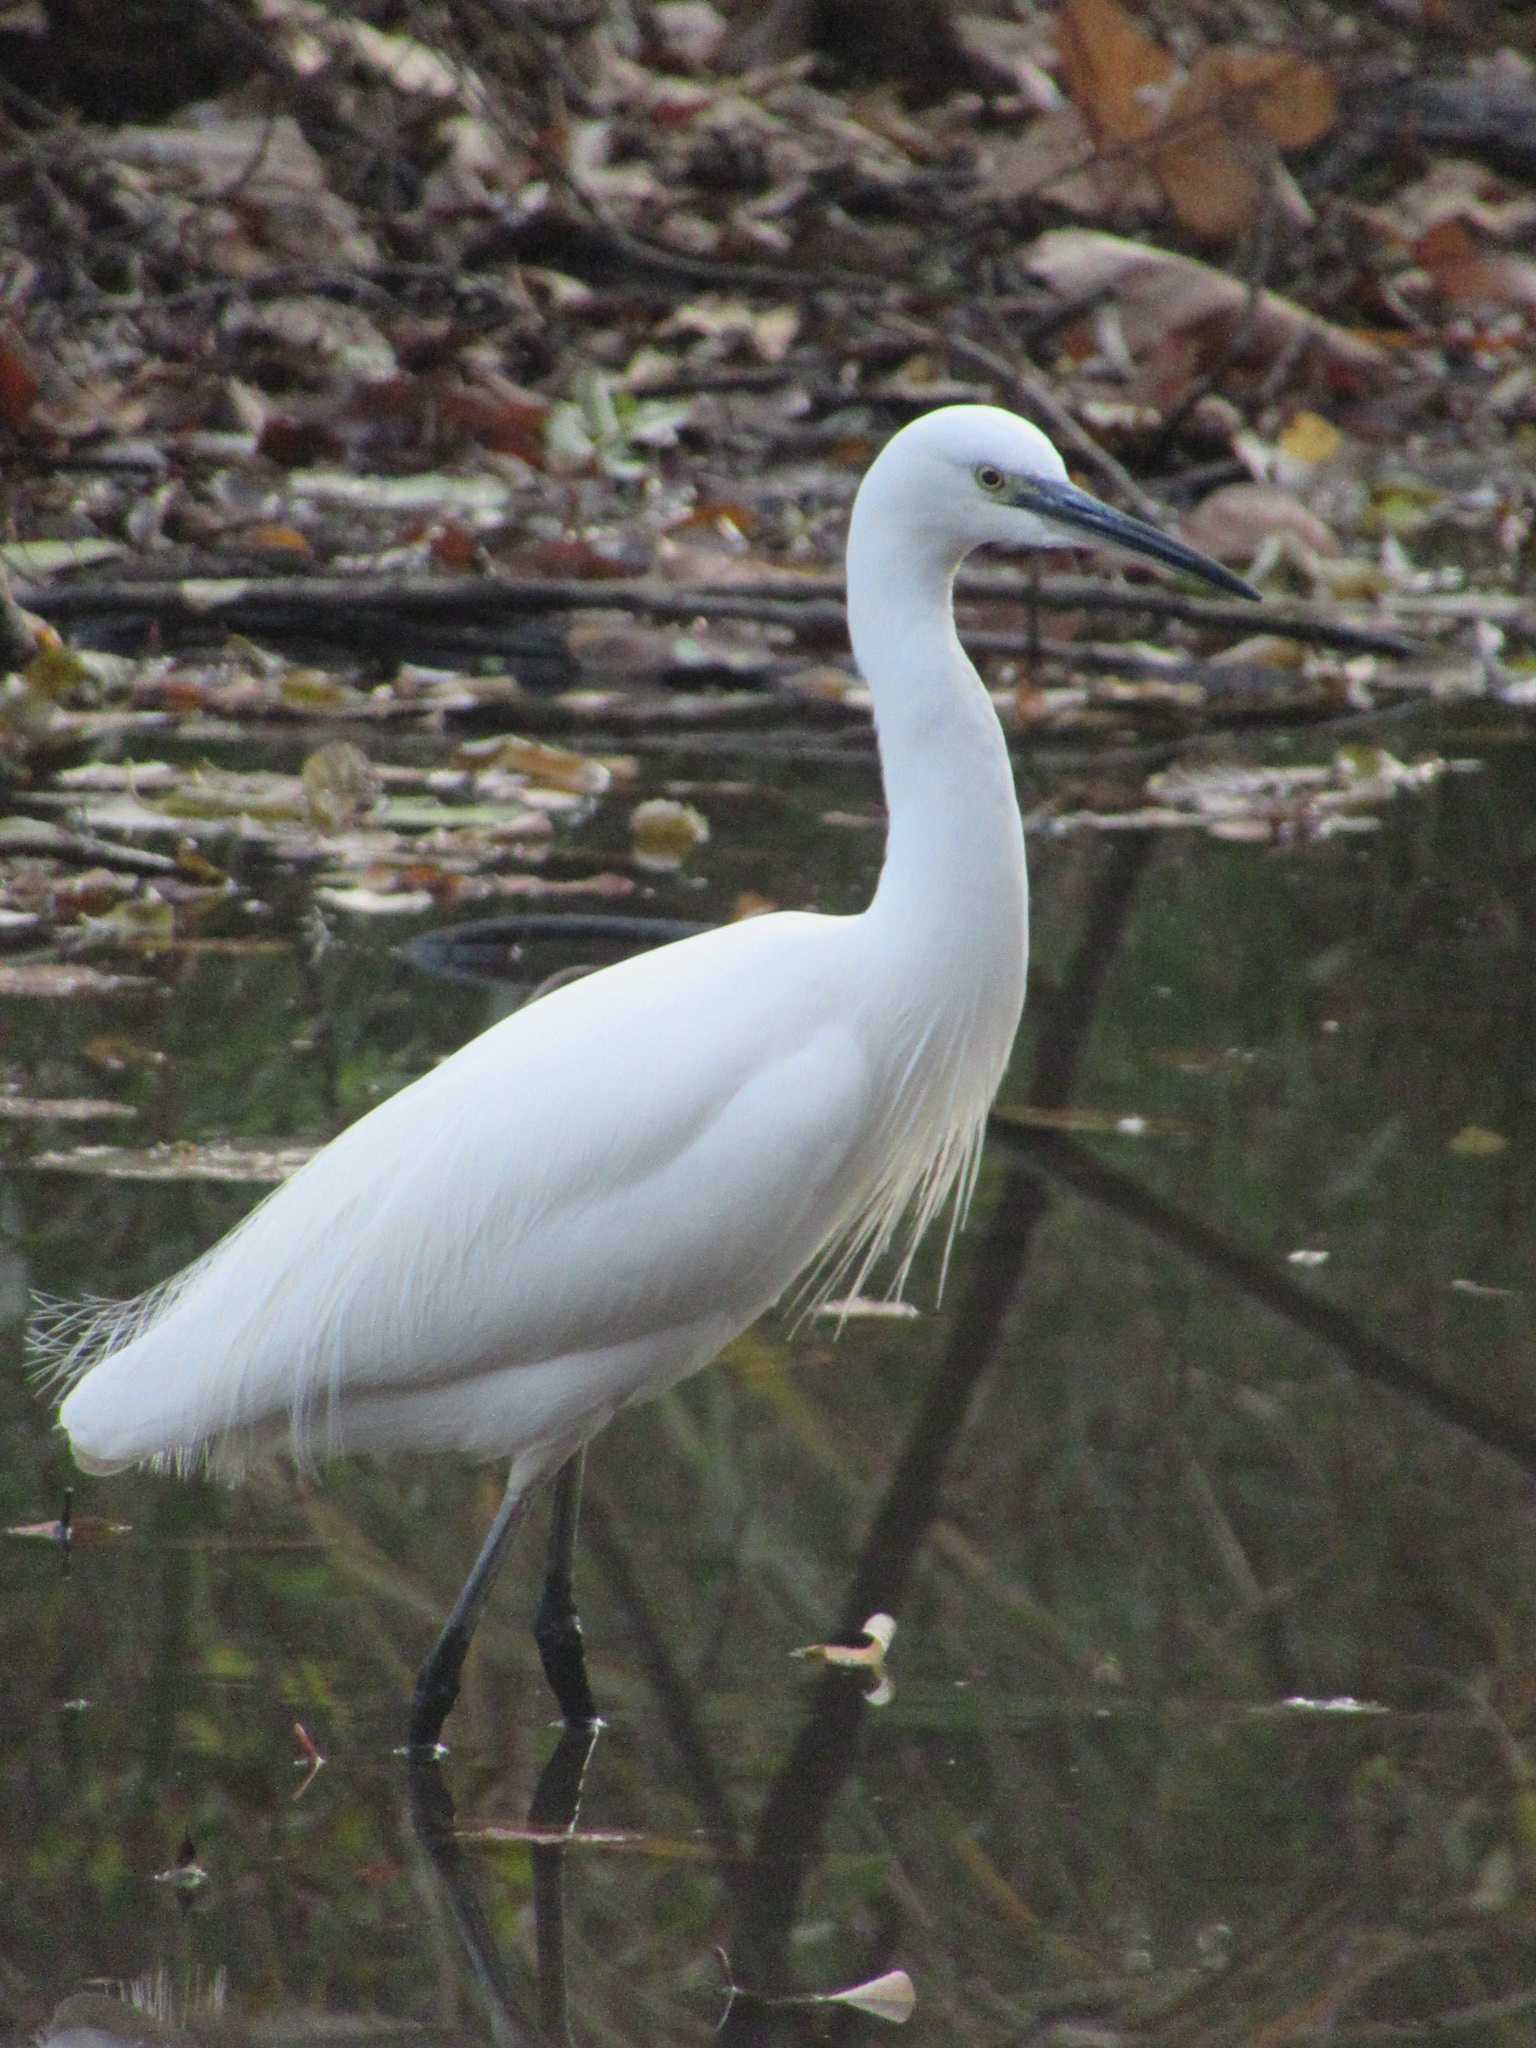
xmin=1014 ymin=475 xmax=1261 ymax=602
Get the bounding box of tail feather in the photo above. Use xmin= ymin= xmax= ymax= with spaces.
xmin=33 ymin=1279 xmax=253 ymax=1478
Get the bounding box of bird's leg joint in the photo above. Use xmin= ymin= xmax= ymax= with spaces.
xmin=533 ymin=1576 xmax=598 ymax=1726
xmin=409 ymin=1624 xmax=470 ymax=1753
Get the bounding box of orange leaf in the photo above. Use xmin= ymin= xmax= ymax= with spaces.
xmin=1057 ymin=0 xmax=1176 ymax=147
xmin=1220 ymin=47 xmax=1338 ymax=150
xmin=433 ymin=384 xmax=548 ymax=461
xmin=1416 ymin=219 xmax=1536 ymax=310
xmin=241 ymin=522 xmax=312 ymax=555
xmin=1153 ymin=79 xmax=1262 ymax=240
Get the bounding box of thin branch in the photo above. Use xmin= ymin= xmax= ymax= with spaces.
xmin=18 ymin=569 xmax=1423 ymax=659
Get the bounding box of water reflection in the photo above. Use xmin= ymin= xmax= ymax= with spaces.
xmin=8 ymin=712 xmax=1536 ymax=2040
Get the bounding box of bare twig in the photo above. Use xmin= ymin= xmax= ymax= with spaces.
xmin=17 ymin=568 xmax=1422 ymax=658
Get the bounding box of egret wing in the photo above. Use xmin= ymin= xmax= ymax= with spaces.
xmin=55 ymin=914 xmax=881 ymax=1467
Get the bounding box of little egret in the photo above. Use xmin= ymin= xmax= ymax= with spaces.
xmin=40 ymin=406 xmax=1257 ymax=1749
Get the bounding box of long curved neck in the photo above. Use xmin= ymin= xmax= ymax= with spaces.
xmin=846 ymin=500 xmax=1027 ymax=961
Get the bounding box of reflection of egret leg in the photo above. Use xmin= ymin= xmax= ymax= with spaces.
xmin=405 ymin=1753 xmax=531 ymax=2047
xmin=410 ymin=1474 xmax=534 ymax=1752
xmin=406 ymin=1726 xmax=601 ymax=2048
xmin=531 ymin=1722 xmax=603 ymax=2045
xmin=534 ymin=1448 xmax=599 ymax=1726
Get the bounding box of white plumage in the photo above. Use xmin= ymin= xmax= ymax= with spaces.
xmin=37 ymin=405 xmax=1254 ymax=1737
xmin=49 ymin=904 xmax=1009 ymax=1476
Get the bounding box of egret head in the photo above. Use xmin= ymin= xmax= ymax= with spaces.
xmin=858 ymin=403 xmax=1258 ymax=601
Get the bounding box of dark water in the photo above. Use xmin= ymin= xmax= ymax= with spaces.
xmin=6 ymin=705 xmax=1536 ymax=2045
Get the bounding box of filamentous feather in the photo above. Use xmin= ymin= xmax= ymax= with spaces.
xmin=35 ymin=402 xmax=1261 ymax=1750
xmin=41 ymin=888 xmax=1017 ymax=1479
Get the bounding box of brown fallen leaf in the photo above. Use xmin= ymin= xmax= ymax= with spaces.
xmin=1057 ymin=0 xmax=1174 ymax=156
xmin=1180 ymin=483 xmax=1340 ymax=563
xmin=1056 ymin=1 xmax=1337 ymax=240
xmin=1417 ymin=219 xmax=1536 ymax=313
xmin=1027 ymin=229 xmax=1387 ymax=379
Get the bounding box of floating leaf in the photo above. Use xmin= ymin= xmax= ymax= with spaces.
xmin=455 ymin=734 xmax=613 ymax=796
xmin=813 ymin=1298 xmax=920 ymax=1321
xmin=791 ymin=1614 xmax=896 ymax=1703
xmin=153 ymin=1845 xmax=209 ymax=1893
xmin=78 ymin=895 xmax=178 ymax=947
xmin=0 ymin=537 xmax=125 ymax=576
xmin=459 ymin=1821 xmax=680 ymax=1853
xmin=314 ymin=886 xmax=436 ymax=916
xmin=821 ymin=1970 xmax=916 ymax=2024
xmin=279 ymin=669 xmax=365 ymax=712
xmin=1449 ymin=1124 xmax=1508 ymax=1158
xmin=31 ymin=1141 xmax=315 ymax=1184
xmin=1226 ymin=46 xmax=1338 ymax=148
xmin=0 ymin=1095 xmax=136 ymax=1122
xmin=153 ymin=767 xmax=307 ymax=824
xmin=25 ymin=638 xmax=97 ymax=701
xmin=1028 ymin=229 xmax=1387 ymax=377
xmin=0 ymin=963 xmax=156 ymax=997
xmin=1181 ymin=483 xmax=1339 ymax=563
xmin=1010 ymin=1104 xmax=1185 ymax=1138
xmin=721 ymin=1957 xmax=917 ymax=2027
xmin=292 ymin=1721 xmax=326 ymax=1800
xmin=1272 ymin=1696 xmax=1388 ymax=1716
xmin=302 ymin=741 xmax=382 ymax=829
xmin=7 ymin=1514 xmax=131 ymax=1544
xmin=630 ymin=797 xmax=709 ymax=871
xmin=83 ymin=1036 xmax=168 ymax=1074
xmin=174 ymin=841 xmax=230 ymax=886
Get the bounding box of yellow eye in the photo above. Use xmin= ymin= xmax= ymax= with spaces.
xmin=975 ymin=464 xmax=1006 ymax=494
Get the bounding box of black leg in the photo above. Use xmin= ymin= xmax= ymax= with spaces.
xmin=530 ymin=1721 xmax=602 ymax=2043
xmin=533 ymin=1447 xmax=599 ymax=1726
xmin=410 ymin=1476 xmax=534 ymax=1754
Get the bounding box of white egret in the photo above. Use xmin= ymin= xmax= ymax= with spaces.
xmin=39 ymin=405 xmax=1257 ymax=1749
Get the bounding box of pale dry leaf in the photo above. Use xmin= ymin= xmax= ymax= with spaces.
xmin=790 ymin=1613 xmax=895 ymax=1668
xmin=32 ymin=1141 xmax=316 ymax=1182
xmin=1180 ymin=483 xmax=1339 ymax=562
xmin=652 ymin=1 xmax=727 ymax=70
xmin=328 ymin=18 xmax=464 ymax=96
xmin=1374 ymin=157 xmax=1536 ymax=242
xmin=826 ymin=1970 xmax=916 ymax=2024
xmin=630 ymin=798 xmax=710 ymax=870
xmin=1028 ymin=230 xmax=1387 ymax=377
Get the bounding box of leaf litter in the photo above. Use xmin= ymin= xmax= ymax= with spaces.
xmin=0 ymin=0 xmax=1532 ymax=1190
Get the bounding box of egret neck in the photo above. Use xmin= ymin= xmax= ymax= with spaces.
xmin=846 ymin=486 xmax=1029 ymax=1028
